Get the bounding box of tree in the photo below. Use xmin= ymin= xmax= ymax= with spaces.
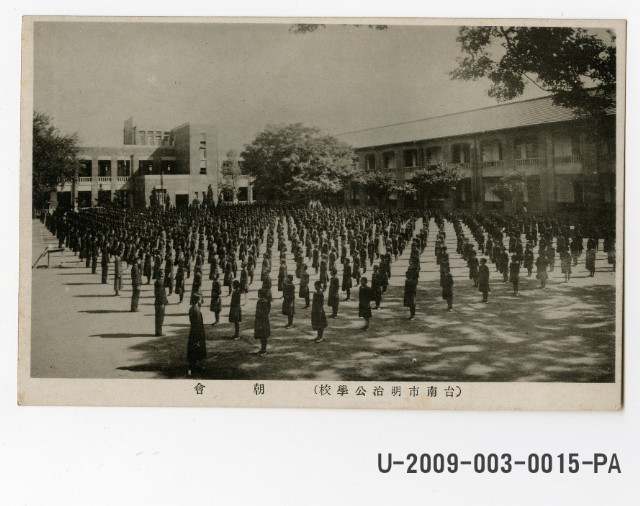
xmin=407 ymin=161 xmax=463 ymax=208
xmin=450 ymin=27 xmax=616 ymax=133
xmin=290 ymin=24 xmax=387 ymax=34
xmin=241 ymin=123 xmax=359 ymax=202
xmin=491 ymin=170 xmax=527 ymax=210
xmin=32 ymin=112 xmax=81 ymax=209
xmin=357 ymin=171 xmax=396 ymax=206
xmin=221 ymin=150 xmax=242 ymax=202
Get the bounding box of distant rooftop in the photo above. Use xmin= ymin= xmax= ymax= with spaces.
xmin=336 ymin=95 xmax=609 ymax=149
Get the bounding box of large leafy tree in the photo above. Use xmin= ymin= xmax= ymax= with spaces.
xmin=241 ymin=123 xmax=359 ymax=202
xmin=491 ymin=170 xmax=527 ymax=208
xmin=451 ymin=27 xmax=616 ymax=133
xmin=221 ymin=150 xmax=242 ymax=202
xmin=32 ymin=112 xmax=81 ymax=209
xmin=357 ymin=171 xmax=396 ymax=205
xmin=407 ymin=161 xmax=463 ymax=207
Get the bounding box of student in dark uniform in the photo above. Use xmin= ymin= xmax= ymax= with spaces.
xmin=358 ymin=277 xmax=372 ymax=330
xmin=130 ymin=257 xmax=142 ymax=312
xmin=311 ymin=280 xmax=328 ymax=343
xmin=524 ymin=244 xmax=534 ymax=277
xmin=277 ymin=260 xmax=287 ymax=298
xmin=586 ymin=247 xmax=596 ymax=277
xmin=175 ymin=262 xmax=185 ymax=303
xmin=229 ymin=280 xmax=242 ymax=340
xmin=328 ymin=268 xmax=340 ymax=318
xmin=442 ymin=269 xmax=454 ymax=311
xmin=254 ymin=288 xmax=271 ymax=356
xmin=209 ymin=272 xmax=222 ymax=325
xmin=101 ymin=244 xmax=110 ymax=284
xmin=560 ymin=250 xmax=572 ymax=283
xmin=509 ymin=255 xmax=520 ymax=296
xmin=299 ymin=264 xmax=310 ymax=309
xmin=187 ymin=293 xmax=206 ymax=377
xmin=403 ymin=271 xmax=417 ymax=320
xmin=282 ymin=274 xmax=296 ymax=329
xmin=113 ymin=251 xmax=123 ymax=296
xmin=536 ymin=254 xmax=549 ymax=288
xmin=468 ymin=250 xmax=479 ymax=287
xmin=478 ymin=258 xmax=490 ymax=303
xmin=342 ymin=258 xmax=353 ymax=301
xmin=154 ymin=276 xmax=168 ymax=336
xmin=371 ymin=265 xmax=383 ymax=310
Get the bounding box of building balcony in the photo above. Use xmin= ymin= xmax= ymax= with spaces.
xmin=515 ymin=157 xmax=546 ymax=166
xmin=481 ymin=160 xmax=504 ymax=168
xmin=598 ymin=152 xmax=615 ymax=162
xmin=554 ymin=154 xmax=582 ymax=164
xmin=78 ymin=177 xmax=91 ymax=183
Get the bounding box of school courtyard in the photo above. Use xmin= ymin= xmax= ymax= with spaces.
xmin=30 ymin=217 xmax=617 ymax=382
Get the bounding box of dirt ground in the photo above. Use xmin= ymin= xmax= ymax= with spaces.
xmin=30 ymin=217 xmax=616 ymax=382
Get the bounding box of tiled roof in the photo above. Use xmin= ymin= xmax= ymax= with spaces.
xmin=336 ymin=95 xmax=595 ymax=149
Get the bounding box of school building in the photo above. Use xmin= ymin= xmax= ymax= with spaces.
xmin=338 ymin=95 xmax=617 ymax=215
xmin=53 ymin=118 xmax=254 ymax=209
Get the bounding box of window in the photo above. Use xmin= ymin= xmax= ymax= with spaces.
xmin=200 ymin=160 xmax=207 ymax=175
xmin=139 ymin=131 xmax=146 ymax=145
xmin=451 ymin=143 xmax=471 ymax=164
xmin=79 ymin=160 xmax=92 ymax=177
xmin=117 ymin=160 xmax=131 ymax=177
xmin=382 ymin=152 xmax=396 ymax=171
xmin=163 ymin=132 xmax=170 ymax=146
xmin=480 ymin=140 xmax=503 ymax=162
xmin=147 ymin=131 xmax=154 ymax=146
xmin=556 ymin=175 xmax=583 ymax=203
xmin=483 ymin=177 xmax=501 ymax=202
xmin=554 ymin=135 xmax=581 ymax=157
xmin=514 ymin=137 xmax=541 ymax=159
xmin=139 ymin=160 xmax=154 ymax=173
xmin=365 ymin=154 xmax=376 ymax=171
xmin=425 ymin=146 xmax=442 ymax=163
xmin=155 ymin=131 xmax=162 ymax=145
xmin=403 ymin=149 xmax=418 ymax=168
xmin=98 ymin=160 xmax=111 ymax=177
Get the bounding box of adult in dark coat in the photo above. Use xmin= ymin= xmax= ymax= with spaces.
xmin=187 ymin=293 xmax=206 ymax=376
xmin=403 ymin=272 xmax=417 ymax=320
xmin=228 ymin=280 xmax=242 ymax=340
xmin=282 ymin=274 xmax=296 ymax=328
xmin=327 ymin=269 xmax=340 ymax=318
xmin=478 ymin=258 xmax=490 ymax=303
xmin=311 ymin=281 xmax=328 ymax=343
xmin=254 ymin=288 xmax=271 ymax=356
xmin=130 ymin=259 xmax=142 ymax=312
xmin=442 ymin=270 xmax=454 ymax=311
xmin=154 ymin=277 xmax=169 ymax=336
xmin=358 ymin=277 xmax=373 ymax=330
xmin=101 ymin=245 xmax=110 ymax=284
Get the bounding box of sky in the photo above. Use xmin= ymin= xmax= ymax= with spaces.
xmin=33 ymin=21 xmax=552 ymax=156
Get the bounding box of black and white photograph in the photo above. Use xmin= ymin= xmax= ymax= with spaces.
xmin=19 ymin=17 xmax=624 ymax=409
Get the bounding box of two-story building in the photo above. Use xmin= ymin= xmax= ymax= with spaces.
xmin=338 ymin=95 xmax=617 ymax=215
xmin=52 ymin=118 xmax=255 ymax=210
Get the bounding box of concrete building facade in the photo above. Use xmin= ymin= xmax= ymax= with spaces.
xmin=338 ymin=96 xmax=617 ymax=216
xmin=53 ymin=118 xmax=254 ymax=210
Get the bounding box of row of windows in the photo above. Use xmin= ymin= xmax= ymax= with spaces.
xmin=137 ymin=130 xmax=171 ymax=146
xmin=363 ymin=135 xmax=603 ymax=171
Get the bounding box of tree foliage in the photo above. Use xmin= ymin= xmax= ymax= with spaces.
xmin=491 ymin=169 xmax=527 ymax=205
xmin=357 ymin=171 xmax=396 ymax=202
xmin=407 ymin=161 xmax=463 ymax=204
xmin=221 ymin=150 xmax=242 ymax=201
xmin=241 ymin=123 xmax=359 ymax=201
xmin=451 ymin=27 xmax=616 ymax=133
xmin=32 ymin=112 xmax=81 ymax=208
xmin=290 ymin=24 xmax=387 ymax=34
